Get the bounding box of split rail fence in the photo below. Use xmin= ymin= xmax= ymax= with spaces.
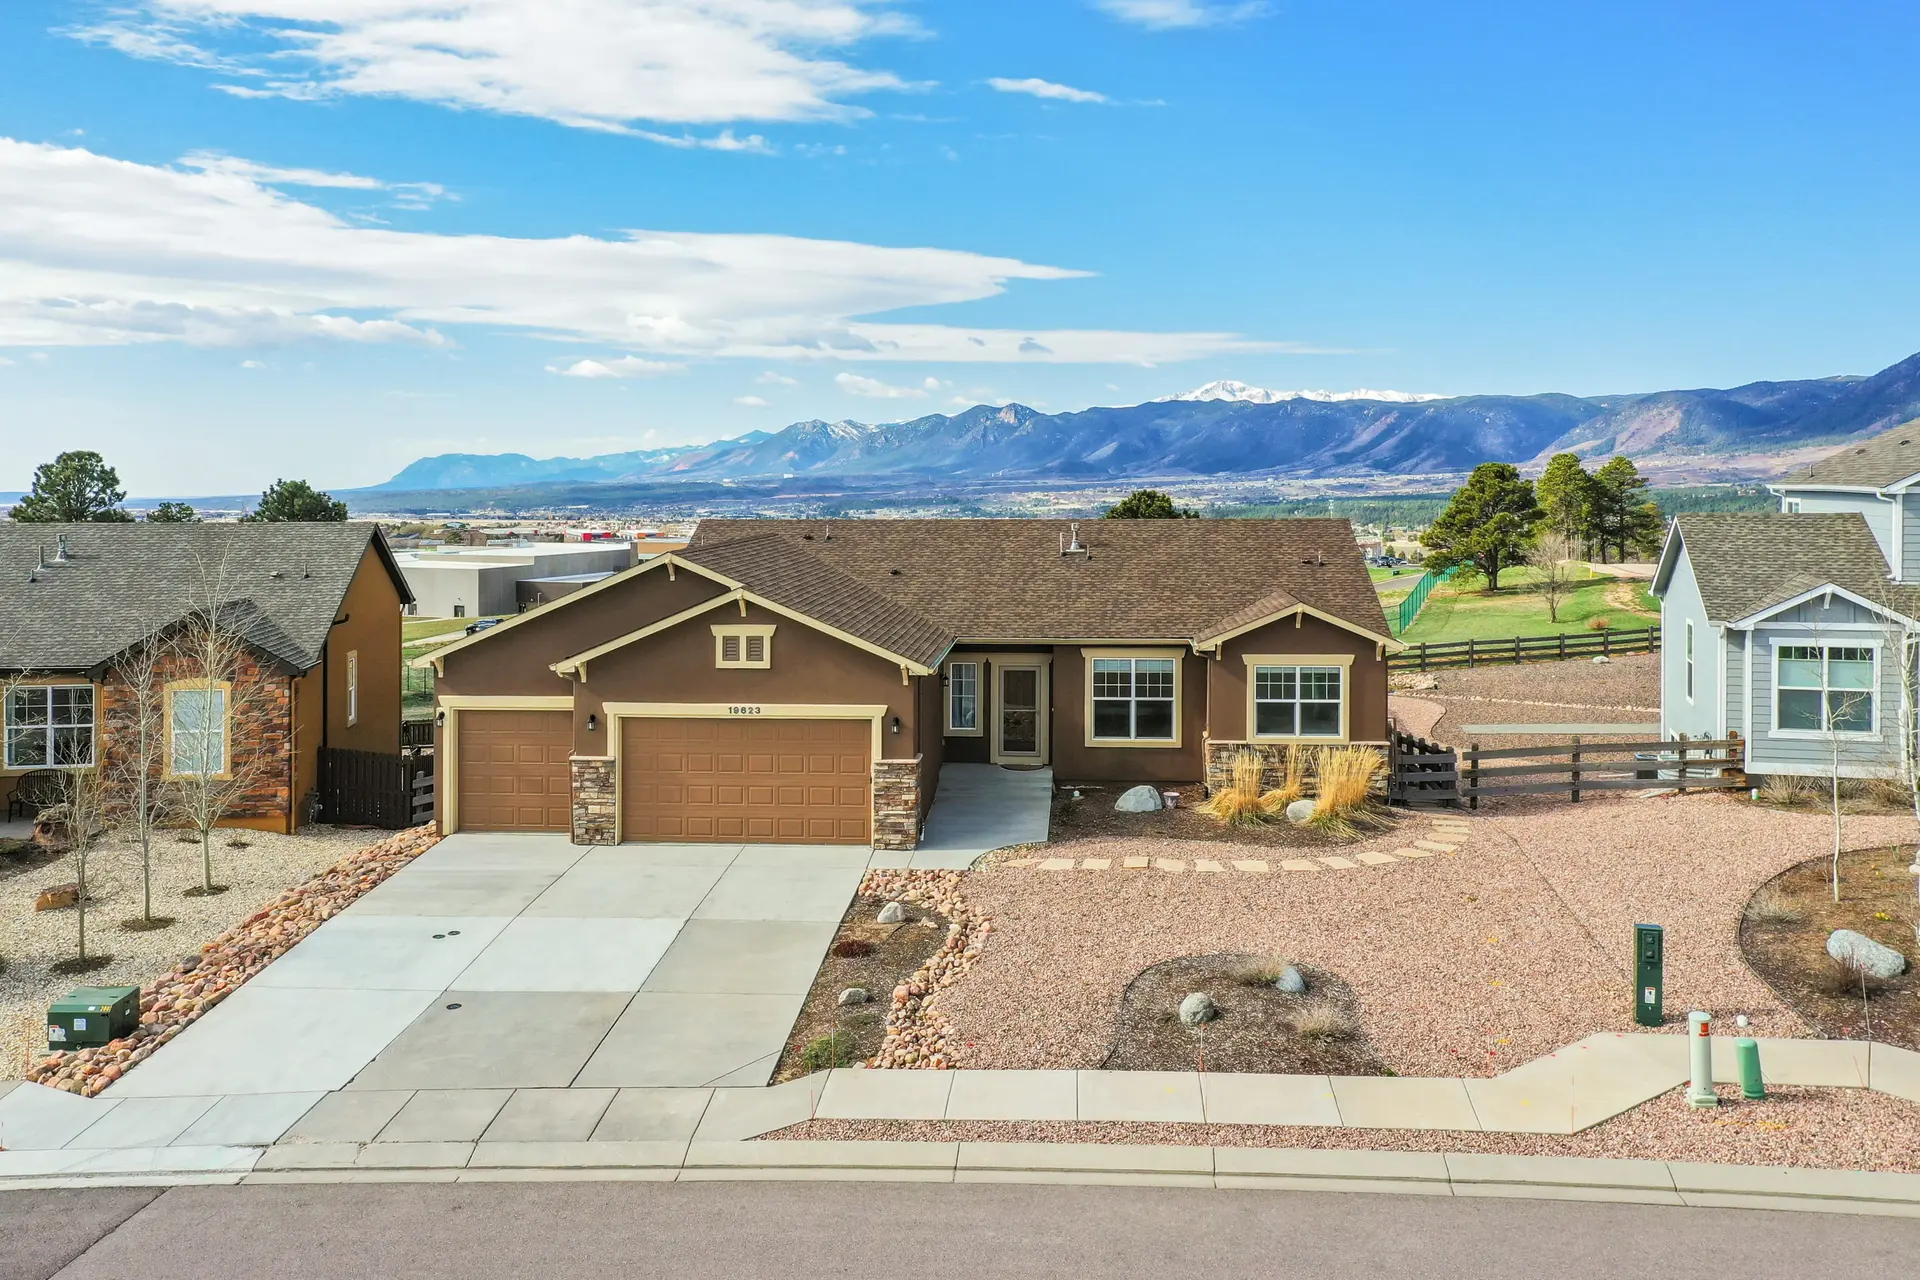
xmin=1388 ymin=731 xmax=1745 ymax=808
xmin=1389 ymin=624 xmax=1659 ymax=672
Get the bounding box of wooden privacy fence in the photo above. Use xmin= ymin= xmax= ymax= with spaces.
xmin=1387 ymin=730 xmax=1460 ymax=806
xmin=1390 ymin=625 xmax=1659 ymax=672
xmin=401 ymin=718 xmax=436 ymax=749
xmin=1458 ymin=733 xmax=1744 ymax=808
xmin=319 ymin=746 xmax=436 ymax=829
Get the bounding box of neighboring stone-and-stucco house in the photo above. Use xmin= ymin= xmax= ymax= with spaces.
xmin=0 ymin=523 xmax=411 ymax=831
xmin=421 ymin=517 xmax=1401 ymax=850
xmin=1653 ymin=422 xmax=1920 ymax=780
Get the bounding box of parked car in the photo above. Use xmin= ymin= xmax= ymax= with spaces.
xmin=465 ymin=617 xmax=503 ymax=636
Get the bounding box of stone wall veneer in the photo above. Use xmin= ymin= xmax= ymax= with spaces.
xmin=1204 ymin=740 xmax=1294 ymax=795
xmin=872 ymin=755 xmax=922 ymax=850
xmin=571 ymin=755 xmax=616 ymax=845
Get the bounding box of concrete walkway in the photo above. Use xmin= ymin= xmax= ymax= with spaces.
xmin=898 ymin=764 xmax=1051 ymax=869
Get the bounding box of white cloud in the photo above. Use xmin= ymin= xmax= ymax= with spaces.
xmin=240 ymin=358 xmax=265 ymax=368
xmin=836 ymin=371 xmax=926 ymax=398
xmin=73 ymin=1 xmax=917 ymax=133
xmin=548 ymin=356 xmax=689 ymax=379
xmin=0 ymin=138 xmax=1303 ymax=365
xmin=1092 ymin=0 xmax=1267 ymax=29
xmin=734 ymin=394 xmax=771 ymax=407
xmin=987 ymin=77 xmax=1107 ymax=104
xmin=0 ymin=356 xmax=13 ymax=366
xmin=755 ymin=370 xmax=799 ymax=386
xmin=183 ymin=152 xmax=453 ymax=208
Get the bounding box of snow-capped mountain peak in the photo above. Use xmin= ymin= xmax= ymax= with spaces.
xmin=1156 ymin=380 xmax=1449 ymax=405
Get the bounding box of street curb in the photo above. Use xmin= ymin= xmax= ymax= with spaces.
xmin=5 ymin=1141 xmax=1920 ymax=1216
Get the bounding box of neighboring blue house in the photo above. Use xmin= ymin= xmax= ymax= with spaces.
xmin=1652 ymin=424 xmax=1920 ymax=781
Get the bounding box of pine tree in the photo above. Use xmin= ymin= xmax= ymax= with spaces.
xmin=1419 ymin=463 xmax=1544 ymax=589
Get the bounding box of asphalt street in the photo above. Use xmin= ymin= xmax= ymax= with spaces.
xmin=6 ymin=1181 xmax=1919 ymax=1280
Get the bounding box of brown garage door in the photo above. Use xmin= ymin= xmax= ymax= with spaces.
xmin=456 ymin=709 xmax=573 ymax=832
xmin=621 ymin=717 xmax=870 ymax=844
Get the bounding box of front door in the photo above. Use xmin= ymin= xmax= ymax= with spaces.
xmin=994 ymin=664 xmax=1047 ymax=764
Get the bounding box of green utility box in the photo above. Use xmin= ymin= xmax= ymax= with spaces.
xmin=47 ymin=987 xmax=140 ymax=1051
xmin=1633 ymin=924 xmax=1664 ymax=1027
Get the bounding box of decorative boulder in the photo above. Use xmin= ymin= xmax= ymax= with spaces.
xmin=1284 ymin=798 xmax=1316 ymax=823
xmin=34 ymin=883 xmax=79 ymax=912
xmin=837 ymin=987 xmax=871 ymax=1006
xmin=1827 ymin=929 xmax=1907 ymax=979
xmin=1179 ymin=992 xmax=1218 ymax=1025
xmin=876 ymin=901 xmax=906 ymax=924
xmin=1275 ymin=965 xmax=1307 ymax=994
xmin=1115 ymin=785 xmax=1164 ymax=813
xmin=1591 ymin=656 xmax=1612 ymax=665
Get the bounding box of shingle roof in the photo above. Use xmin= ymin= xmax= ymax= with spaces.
xmin=686 ymin=518 xmax=1387 ymax=650
xmin=0 ymin=523 xmax=407 ymax=673
xmin=680 ymin=533 xmax=952 ymax=669
xmin=1670 ymin=513 xmax=1920 ymax=623
xmin=1785 ymin=421 xmax=1920 ymax=487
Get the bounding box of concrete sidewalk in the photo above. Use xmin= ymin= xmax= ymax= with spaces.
xmin=894 ymin=764 xmax=1052 ymax=869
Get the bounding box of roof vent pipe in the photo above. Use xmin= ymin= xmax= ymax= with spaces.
xmin=1066 ymin=522 xmax=1085 ymax=554
xmin=55 ymin=533 xmax=69 ymax=563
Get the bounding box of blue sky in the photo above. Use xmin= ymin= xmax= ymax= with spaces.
xmin=1 ymin=1 xmax=1917 ymax=495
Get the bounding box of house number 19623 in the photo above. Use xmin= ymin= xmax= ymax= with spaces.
xmin=727 ymin=705 xmax=762 ymax=715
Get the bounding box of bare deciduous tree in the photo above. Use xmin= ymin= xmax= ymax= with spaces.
xmin=50 ymin=763 xmax=112 ymax=971
xmin=106 ymin=624 xmax=175 ymax=928
xmin=1526 ymin=530 xmax=1582 ymax=625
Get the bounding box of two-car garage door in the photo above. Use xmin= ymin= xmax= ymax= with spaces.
xmin=620 ymin=718 xmax=870 ymax=844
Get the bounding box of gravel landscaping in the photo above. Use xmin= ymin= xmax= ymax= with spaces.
xmin=1050 ymin=783 xmax=1406 ymax=849
xmin=768 ymin=1084 xmax=1920 ymax=1172
xmin=936 ymin=792 xmax=1919 ymax=1078
xmin=1401 ymin=652 xmax=1662 ymax=750
xmin=0 ymin=824 xmax=408 ymax=1083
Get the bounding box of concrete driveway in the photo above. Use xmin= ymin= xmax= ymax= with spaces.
xmin=104 ymin=835 xmax=867 ymax=1101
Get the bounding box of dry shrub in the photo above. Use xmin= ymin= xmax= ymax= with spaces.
xmin=1807 ymin=953 xmax=1893 ymax=998
xmin=829 ymin=938 xmax=875 ymax=958
xmin=1259 ymin=746 xmax=1311 ymax=814
xmin=1306 ymin=746 xmax=1386 ymax=836
xmin=1858 ymin=775 xmax=1911 ymax=810
xmin=1291 ymin=1000 xmax=1358 ymax=1043
xmin=1587 ymin=615 xmax=1612 ymax=631
xmin=1743 ymin=883 xmax=1803 ymax=927
xmin=1232 ymin=956 xmax=1292 ymax=987
xmin=1757 ymin=774 xmax=1816 ymax=807
xmin=1201 ymin=750 xmax=1272 ymax=827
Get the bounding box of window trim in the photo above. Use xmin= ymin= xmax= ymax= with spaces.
xmin=1081 ymin=647 xmax=1183 ymax=749
xmin=1769 ymin=640 xmax=1879 ymax=739
xmin=1243 ymin=652 xmax=1354 ymax=743
xmin=943 ymin=659 xmax=983 ymax=737
xmin=711 ymin=623 xmax=776 ymax=669
xmin=164 ymin=679 xmax=234 ymax=779
xmin=1684 ymin=621 xmax=1694 ymax=704
xmin=346 ymin=649 xmax=359 ymax=727
xmin=2 ymin=681 xmax=99 ymax=771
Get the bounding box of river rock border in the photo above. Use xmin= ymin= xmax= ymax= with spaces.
xmin=25 ymin=824 xmax=441 ymax=1098
xmin=861 ymin=868 xmax=989 ymax=1070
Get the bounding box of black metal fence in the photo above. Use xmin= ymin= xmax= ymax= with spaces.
xmin=319 ymin=746 xmax=435 ymax=829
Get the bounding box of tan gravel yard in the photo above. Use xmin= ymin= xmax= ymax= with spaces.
xmin=769 ymin=1084 xmax=1920 ymax=1172
xmin=1401 ymin=652 xmax=1663 ymax=751
xmin=0 ymin=825 xmax=378 ymax=1080
xmin=941 ymin=793 xmax=1919 ymax=1079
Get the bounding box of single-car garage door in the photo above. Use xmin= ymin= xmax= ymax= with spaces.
xmin=621 ymin=717 xmax=870 ymax=844
xmin=455 ymin=709 xmax=573 ymax=832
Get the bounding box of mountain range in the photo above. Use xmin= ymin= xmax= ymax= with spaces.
xmin=369 ymin=351 xmax=1920 ymax=493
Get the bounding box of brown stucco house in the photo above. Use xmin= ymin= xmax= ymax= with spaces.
xmin=421 ymin=518 xmax=1398 ymax=851
xmin=0 ymin=523 xmax=411 ymax=832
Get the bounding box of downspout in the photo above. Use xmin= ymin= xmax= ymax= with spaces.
xmin=288 ymin=672 xmax=298 ymax=833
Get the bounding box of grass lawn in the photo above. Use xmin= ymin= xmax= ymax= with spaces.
xmin=1394 ymin=567 xmax=1658 ymax=645
xmin=402 ymin=615 xmax=509 ymax=643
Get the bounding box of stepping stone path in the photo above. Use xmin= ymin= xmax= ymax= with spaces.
xmin=1001 ymin=817 xmax=1478 ymax=876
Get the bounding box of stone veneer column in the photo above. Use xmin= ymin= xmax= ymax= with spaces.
xmin=570 ymin=756 xmax=616 ymax=845
xmin=1205 ymin=741 xmax=1291 ymax=795
xmin=871 ymin=755 xmax=922 ymax=851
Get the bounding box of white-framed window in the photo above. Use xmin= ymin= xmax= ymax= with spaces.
xmin=4 ymin=684 xmax=96 ymax=768
xmin=167 ymin=681 xmax=231 ymax=777
xmin=1684 ymin=621 xmax=1694 ymax=702
xmin=712 ymin=624 xmax=775 ymax=669
xmin=1775 ymin=644 xmax=1875 ymax=735
xmin=946 ymin=661 xmax=980 ymax=733
xmin=1783 ymin=498 xmax=1802 ymax=514
xmin=346 ymin=650 xmax=359 ymax=726
xmin=1090 ymin=656 xmax=1177 ymax=742
xmin=1254 ymin=665 xmax=1344 ymax=738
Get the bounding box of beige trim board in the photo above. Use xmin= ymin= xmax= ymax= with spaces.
xmin=1202 ymin=604 xmax=1402 ymax=654
xmin=601 ymin=702 xmax=892 ymax=845
xmin=551 ymin=592 xmax=741 ymax=678
xmin=437 ymin=694 xmax=576 ymax=835
xmin=1081 ymin=647 xmax=1184 ymax=749
xmin=416 ymin=553 xmax=734 ymax=673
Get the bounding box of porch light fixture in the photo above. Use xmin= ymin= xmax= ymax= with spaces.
xmin=890 ymin=716 xmax=901 ymax=734
xmin=435 ymin=710 xmax=445 ymax=727
xmin=587 ymin=713 xmax=599 ymax=732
